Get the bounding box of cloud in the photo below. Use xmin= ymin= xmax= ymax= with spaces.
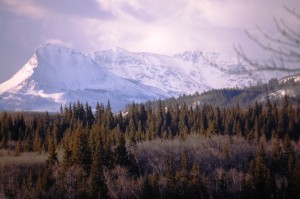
xmin=119 ymin=3 xmax=154 ymax=22
xmin=96 ymin=0 xmax=299 ymax=54
xmin=0 ymin=0 xmax=299 ymax=83
xmin=0 ymin=0 xmax=47 ymax=19
xmin=34 ymin=0 xmax=115 ymax=20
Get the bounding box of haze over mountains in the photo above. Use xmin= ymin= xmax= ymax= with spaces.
xmin=0 ymin=44 xmax=278 ymax=112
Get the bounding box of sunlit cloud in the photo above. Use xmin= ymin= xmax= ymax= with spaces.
xmin=1 ymin=0 xmax=47 ymax=19
xmin=0 ymin=0 xmax=299 ymax=82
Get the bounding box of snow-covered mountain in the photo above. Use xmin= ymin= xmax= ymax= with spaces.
xmin=0 ymin=44 xmax=168 ymax=112
xmin=89 ymin=48 xmax=262 ymax=96
xmin=0 ymin=44 xmax=267 ymax=112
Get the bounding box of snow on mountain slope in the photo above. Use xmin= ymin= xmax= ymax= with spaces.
xmin=279 ymin=73 xmax=300 ymax=84
xmin=0 ymin=44 xmax=168 ymax=112
xmin=264 ymin=73 xmax=300 ymax=100
xmin=90 ymin=49 xmax=264 ymax=96
xmin=0 ymin=44 xmax=271 ymax=112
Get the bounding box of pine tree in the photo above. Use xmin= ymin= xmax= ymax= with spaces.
xmin=128 ymin=117 xmax=136 ymax=143
xmin=1 ymin=112 xmax=13 ymax=147
xmin=63 ymin=145 xmax=72 ymax=168
xmin=207 ymin=119 xmax=218 ymax=137
xmin=115 ymin=133 xmax=129 ymax=166
xmin=105 ymin=100 xmax=114 ymax=131
xmin=101 ymin=124 xmax=114 ymax=168
xmin=40 ymin=147 xmax=58 ymax=193
xmin=72 ymin=121 xmax=91 ymax=170
xmin=278 ymin=97 xmax=289 ymax=138
xmin=139 ymin=104 xmax=148 ymax=126
xmin=136 ymin=121 xmax=143 ymax=141
xmin=253 ymin=117 xmax=261 ymax=141
xmin=46 ymin=145 xmax=58 ymax=168
xmin=88 ymin=122 xmax=101 ymax=155
xmin=85 ymin=102 xmax=94 ymax=128
xmin=15 ymin=139 xmax=21 ymax=156
xmin=43 ymin=111 xmax=51 ymax=130
xmin=224 ymin=110 xmax=233 ymax=136
xmin=33 ymin=131 xmax=42 ymax=153
xmin=23 ymin=126 xmax=33 ymax=152
xmin=146 ymin=113 xmax=157 ymax=140
xmin=270 ymin=135 xmax=282 ymax=173
xmin=95 ymin=102 xmax=104 ymax=123
xmin=253 ymin=143 xmax=273 ymax=199
xmin=282 ymin=135 xmax=296 ymax=173
xmin=88 ymin=139 xmax=106 ymax=198
xmin=156 ymin=100 xmax=164 ymax=137
xmin=282 ymin=135 xmax=296 ymax=196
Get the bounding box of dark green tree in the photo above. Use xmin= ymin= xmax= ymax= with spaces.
xmin=72 ymin=122 xmax=91 ymax=170
xmin=88 ymin=138 xmax=107 ymax=198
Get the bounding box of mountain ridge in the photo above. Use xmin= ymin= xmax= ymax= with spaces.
xmin=0 ymin=44 xmax=168 ymax=112
xmin=0 ymin=44 xmax=280 ymax=112
xmin=90 ymin=48 xmax=263 ymax=96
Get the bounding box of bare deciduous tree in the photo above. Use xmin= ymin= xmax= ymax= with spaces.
xmin=104 ymin=166 xmax=144 ymax=199
xmin=235 ymin=6 xmax=300 ymax=72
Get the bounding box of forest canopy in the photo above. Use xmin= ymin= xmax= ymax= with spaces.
xmin=0 ymin=95 xmax=299 ymax=198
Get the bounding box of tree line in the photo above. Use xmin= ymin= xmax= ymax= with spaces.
xmin=0 ymin=96 xmax=300 ymax=198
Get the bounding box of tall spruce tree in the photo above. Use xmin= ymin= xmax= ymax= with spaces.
xmin=72 ymin=121 xmax=91 ymax=170
xmin=88 ymin=138 xmax=107 ymax=198
xmin=253 ymin=143 xmax=273 ymax=199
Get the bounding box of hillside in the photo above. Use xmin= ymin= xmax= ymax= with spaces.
xmin=155 ymin=74 xmax=300 ymax=109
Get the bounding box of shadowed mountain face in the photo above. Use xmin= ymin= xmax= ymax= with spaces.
xmin=0 ymin=44 xmax=270 ymax=112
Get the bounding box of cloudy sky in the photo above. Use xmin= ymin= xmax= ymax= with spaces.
xmin=0 ymin=0 xmax=299 ymax=83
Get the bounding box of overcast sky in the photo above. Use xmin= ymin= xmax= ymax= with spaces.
xmin=0 ymin=0 xmax=299 ymax=83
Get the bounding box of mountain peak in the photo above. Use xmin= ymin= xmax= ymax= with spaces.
xmin=110 ymin=47 xmax=127 ymax=53
xmin=0 ymin=45 xmax=274 ymax=112
xmin=0 ymin=45 xmax=169 ymax=112
xmin=36 ymin=43 xmax=81 ymax=57
xmin=174 ymin=50 xmax=203 ymax=63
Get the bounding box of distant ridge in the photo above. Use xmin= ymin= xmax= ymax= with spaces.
xmin=0 ymin=43 xmax=280 ymax=112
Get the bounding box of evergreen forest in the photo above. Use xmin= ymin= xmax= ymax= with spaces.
xmin=0 ymin=95 xmax=300 ymax=198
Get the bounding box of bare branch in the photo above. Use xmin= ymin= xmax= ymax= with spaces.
xmin=256 ymin=21 xmax=300 ymax=49
xmin=283 ymin=5 xmax=300 ymax=19
xmin=279 ymin=18 xmax=300 ymax=40
xmin=244 ymin=30 xmax=298 ymax=59
xmin=234 ymin=45 xmax=300 ymax=72
xmin=274 ymin=18 xmax=300 ymax=47
xmin=234 ymin=5 xmax=300 ymax=73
